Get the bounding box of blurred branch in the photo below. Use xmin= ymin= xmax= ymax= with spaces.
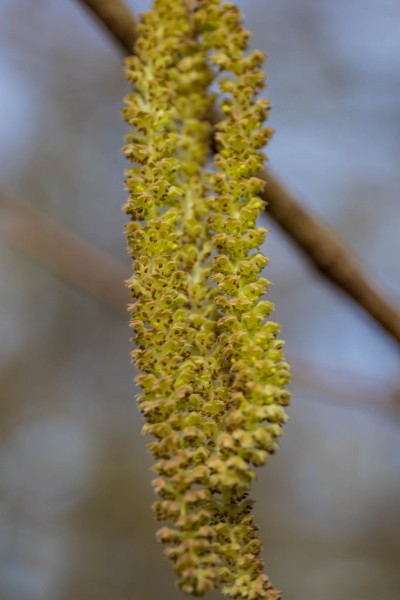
xmin=74 ymin=0 xmax=400 ymax=346
xmin=291 ymin=356 xmax=400 ymax=418
xmin=260 ymin=172 xmax=400 ymax=345
xmin=0 ymin=191 xmax=129 ymax=315
xmin=76 ymin=0 xmax=137 ymax=53
xmin=1 ymin=190 xmax=399 ymax=415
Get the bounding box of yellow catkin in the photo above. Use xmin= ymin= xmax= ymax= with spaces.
xmin=122 ymin=2 xmax=291 ymax=599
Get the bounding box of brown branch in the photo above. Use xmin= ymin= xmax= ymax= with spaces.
xmin=76 ymin=0 xmax=137 ymax=54
xmin=260 ymin=171 xmax=400 ymax=344
xmin=0 ymin=191 xmax=129 ymax=316
xmin=73 ymin=0 xmax=400 ymax=346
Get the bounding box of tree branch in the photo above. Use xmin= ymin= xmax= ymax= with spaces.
xmin=0 ymin=191 xmax=129 ymax=315
xmin=260 ymin=171 xmax=400 ymax=344
xmin=74 ymin=0 xmax=400 ymax=345
xmin=77 ymin=0 xmax=137 ymax=53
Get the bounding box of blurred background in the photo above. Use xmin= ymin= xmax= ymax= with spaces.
xmin=0 ymin=0 xmax=399 ymax=599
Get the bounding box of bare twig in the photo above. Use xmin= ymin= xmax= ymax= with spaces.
xmin=73 ymin=0 xmax=400 ymax=345
xmin=76 ymin=0 xmax=137 ymax=53
xmin=260 ymin=171 xmax=400 ymax=344
xmin=0 ymin=191 xmax=129 ymax=315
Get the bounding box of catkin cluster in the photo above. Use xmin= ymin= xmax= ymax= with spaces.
xmin=122 ymin=2 xmax=291 ymax=599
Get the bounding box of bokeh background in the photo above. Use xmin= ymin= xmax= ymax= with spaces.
xmin=1 ymin=1 xmax=399 ymax=599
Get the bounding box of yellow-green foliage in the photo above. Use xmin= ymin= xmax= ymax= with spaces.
xmin=122 ymin=2 xmax=291 ymax=599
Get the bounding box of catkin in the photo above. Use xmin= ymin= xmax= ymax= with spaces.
xmin=122 ymin=2 xmax=291 ymax=598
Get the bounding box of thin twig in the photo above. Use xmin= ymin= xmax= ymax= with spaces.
xmin=76 ymin=0 xmax=137 ymax=53
xmin=0 ymin=191 xmax=129 ymax=315
xmin=260 ymin=171 xmax=400 ymax=344
xmin=74 ymin=0 xmax=400 ymax=345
